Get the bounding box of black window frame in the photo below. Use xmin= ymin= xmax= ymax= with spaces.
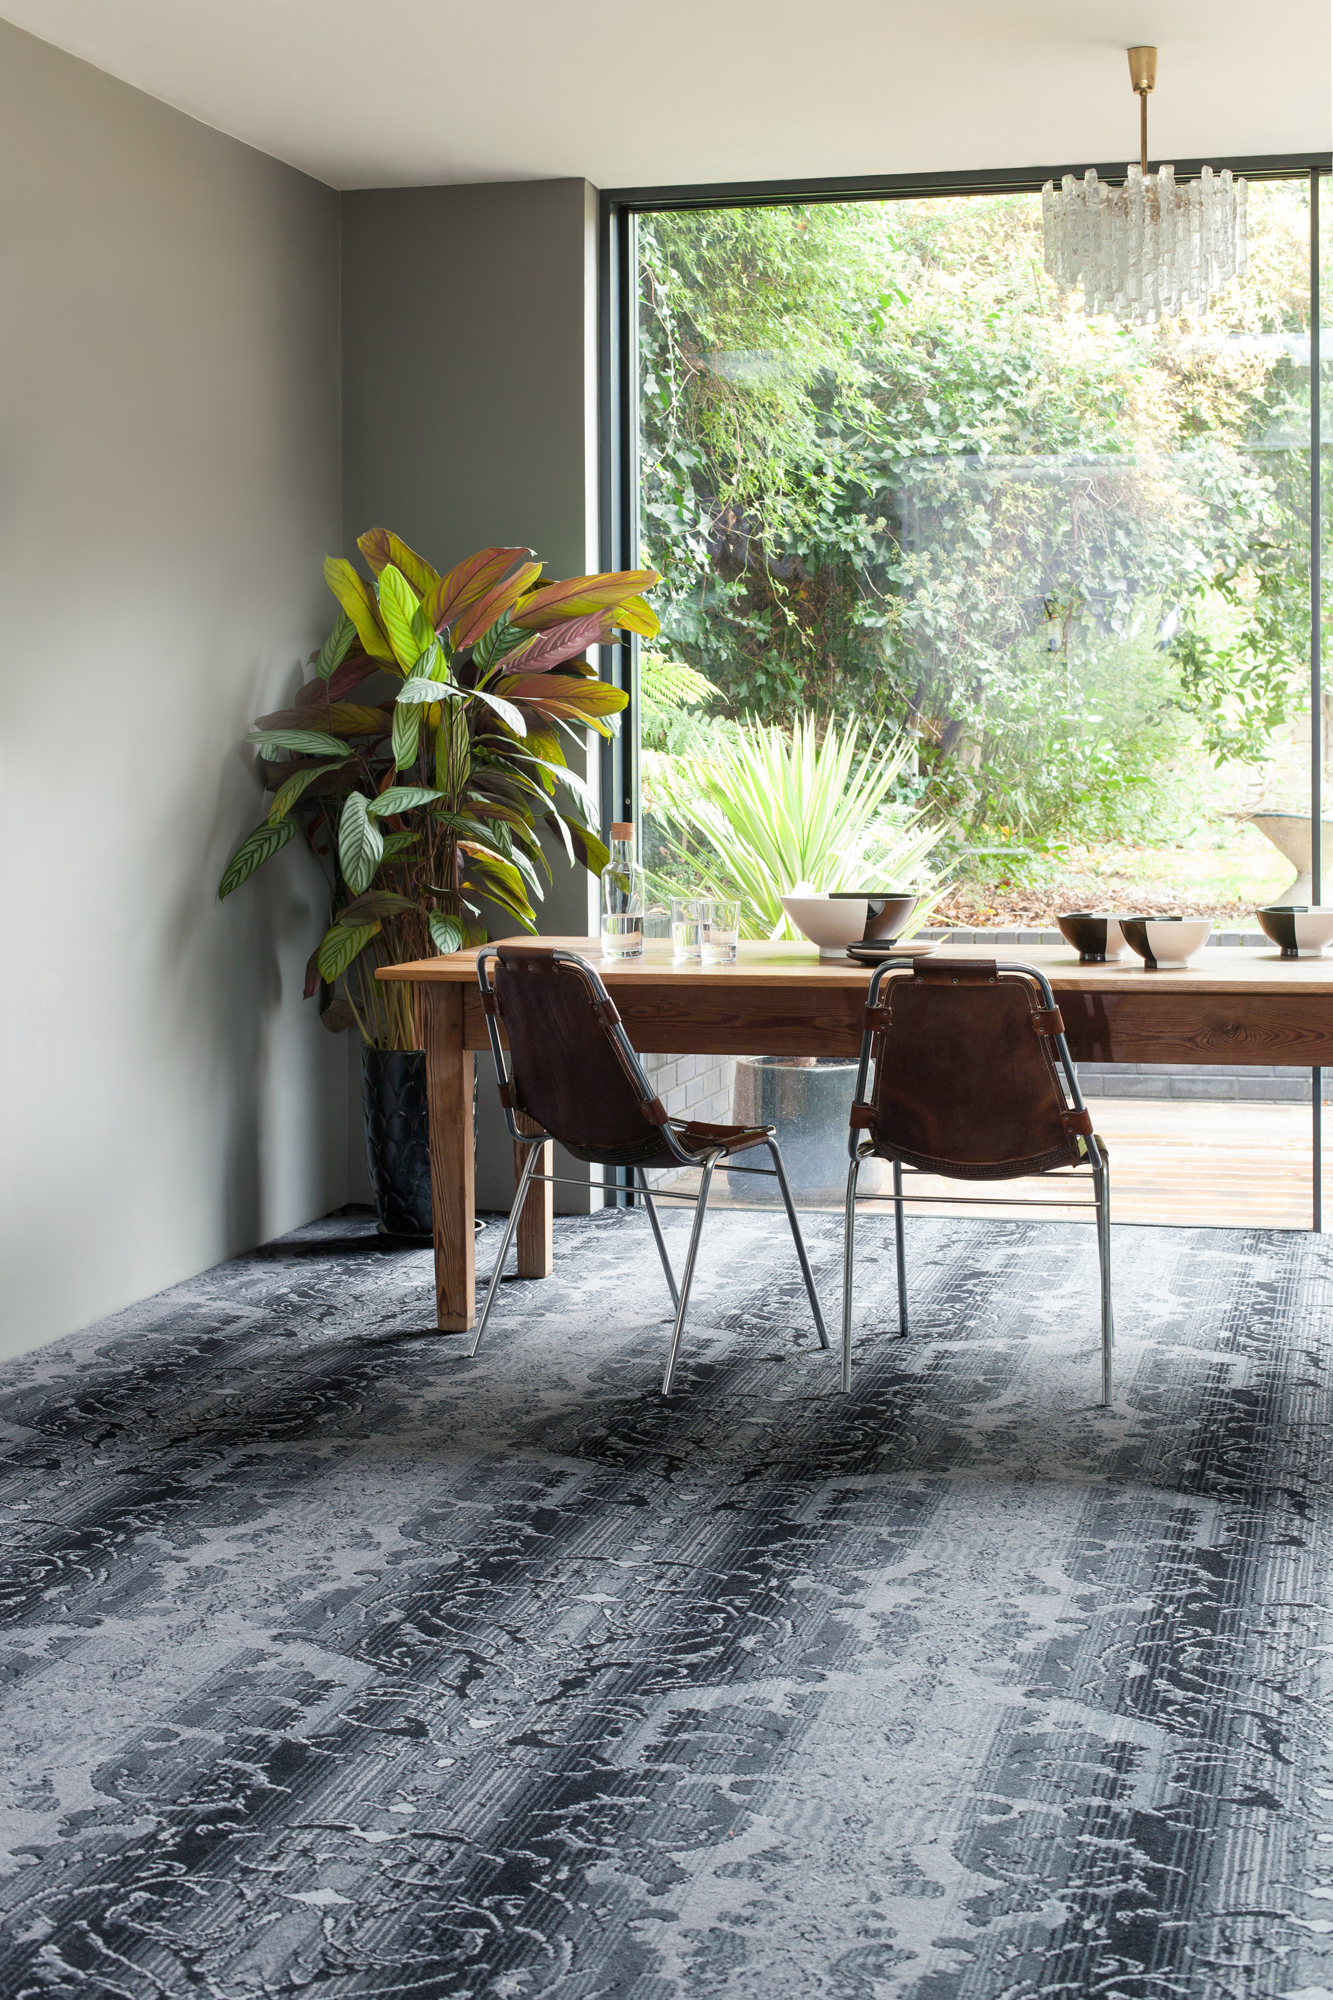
xmin=598 ymin=149 xmax=1333 ymax=1224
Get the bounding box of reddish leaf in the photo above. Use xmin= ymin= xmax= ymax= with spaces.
xmin=356 ymin=529 xmax=439 ymax=595
xmin=252 ymin=702 xmax=389 ymax=737
xmin=495 ymin=611 xmax=615 ymax=674
xmin=452 ymin=563 xmax=544 ymax=649
xmin=296 ymin=656 xmax=380 ymax=705
xmin=509 ymin=571 xmax=660 ymax=629
xmin=495 ymin=674 xmax=628 ymax=714
xmin=421 ymin=547 xmax=532 ymax=633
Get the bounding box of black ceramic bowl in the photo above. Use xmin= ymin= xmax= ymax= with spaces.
xmin=1056 ymin=912 xmax=1133 ymax=964
xmin=1256 ymin=906 xmax=1333 ymax=958
xmin=829 ymin=891 xmax=919 ymax=943
xmin=1119 ymin=916 xmax=1213 ymax=969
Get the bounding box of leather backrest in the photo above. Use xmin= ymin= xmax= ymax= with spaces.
xmin=867 ymin=962 xmax=1082 ymax=1179
xmin=492 ymin=947 xmax=659 ymax=1156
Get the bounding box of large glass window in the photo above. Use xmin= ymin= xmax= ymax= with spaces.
xmin=627 ymin=170 xmax=1330 ymax=1227
xmin=638 ymin=181 xmax=1323 ymax=915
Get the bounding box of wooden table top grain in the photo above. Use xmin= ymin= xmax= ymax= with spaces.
xmin=379 ymin=936 xmax=1333 ymax=996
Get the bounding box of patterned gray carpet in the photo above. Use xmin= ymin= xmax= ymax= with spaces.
xmin=2 ymin=1205 xmax=1333 ymax=1999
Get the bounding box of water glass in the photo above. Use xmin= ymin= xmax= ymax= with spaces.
xmin=701 ymin=898 xmax=740 ymax=965
xmin=671 ymin=895 xmax=706 ymax=962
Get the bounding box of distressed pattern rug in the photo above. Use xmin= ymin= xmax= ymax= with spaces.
xmin=2 ymin=1206 xmax=1333 ymax=2000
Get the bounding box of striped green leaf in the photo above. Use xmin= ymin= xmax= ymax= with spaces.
xmin=246 ymin=727 xmax=348 ymax=759
xmin=338 ymin=792 xmax=383 ymax=895
xmin=315 ymin=611 xmax=356 ymax=680
xmin=428 ymin=912 xmax=465 ymax=955
xmin=267 ymin=756 xmax=351 ymax=824
xmin=316 ymin=918 xmax=381 ymax=982
xmin=366 ymin=786 xmax=445 ymax=819
xmin=218 ymin=817 xmax=296 ymax=898
xmin=391 ymin=699 xmax=421 ymax=771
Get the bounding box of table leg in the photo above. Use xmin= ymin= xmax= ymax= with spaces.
xmin=423 ymin=982 xmax=475 ymax=1329
xmin=514 ymin=1113 xmax=554 ymax=1278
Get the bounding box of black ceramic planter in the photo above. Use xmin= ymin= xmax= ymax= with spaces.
xmin=361 ymin=1047 xmax=433 ymax=1243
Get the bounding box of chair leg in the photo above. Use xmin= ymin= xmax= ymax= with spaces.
xmin=842 ymin=1154 xmax=862 ymax=1393
xmin=661 ymin=1157 xmax=719 ymax=1397
xmin=1094 ymin=1161 xmax=1113 ymax=1405
xmin=466 ymin=1143 xmax=543 ymax=1360
xmin=892 ymin=1159 xmax=909 ymax=1338
xmin=766 ymin=1140 xmax=830 ymax=1350
xmin=635 ymin=1167 xmax=679 ymax=1311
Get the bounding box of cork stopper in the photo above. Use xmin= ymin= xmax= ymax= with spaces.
xmin=610 ymin=821 xmax=634 ymax=840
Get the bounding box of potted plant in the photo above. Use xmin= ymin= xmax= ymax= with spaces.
xmin=219 ymin=529 xmax=659 ymax=1238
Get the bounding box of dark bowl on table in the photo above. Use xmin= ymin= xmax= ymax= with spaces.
xmin=1119 ymin=916 xmax=1213 ymax=969
xmin=1056 ymin=912 xmax=1133 ymax=963
xmin=1256 ymin=905 xmax=1333 ymax=958
xmin=829 ymin=891 xmax=919 ymax=942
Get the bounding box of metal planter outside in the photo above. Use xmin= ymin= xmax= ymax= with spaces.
xmin=728 ymin=1055 xmax=886 ymax=1203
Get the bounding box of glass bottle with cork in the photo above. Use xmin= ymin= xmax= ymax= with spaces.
xmin=600 ymin=821 xmax=645 ymax=959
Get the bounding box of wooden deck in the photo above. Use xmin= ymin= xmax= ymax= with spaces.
xmin=663 ymin=1097 xmax=1329 ymax=1232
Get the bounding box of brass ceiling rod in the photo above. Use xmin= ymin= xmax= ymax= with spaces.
xmin=1128 ymin=46 xmax=1158 ymax=177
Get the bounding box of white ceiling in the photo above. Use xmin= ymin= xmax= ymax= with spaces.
xmin=2 ymin=0 xmax=1328 ymax=192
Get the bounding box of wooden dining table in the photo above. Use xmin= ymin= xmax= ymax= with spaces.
xmin=379 ymin=936 xmax=1333 ymax=1330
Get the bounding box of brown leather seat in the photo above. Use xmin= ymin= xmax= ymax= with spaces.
xmin=854 ymin=957 xmax=1098 ymax=1178
xmin=472 ymin=944 xmax=829 ymax=1392
xmin=490 ymin=945 xmax=774 ymax=1168
xmin=843 ymin=957 xmax=1112 ymax=1402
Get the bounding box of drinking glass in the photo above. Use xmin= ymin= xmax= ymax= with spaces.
xmin=671 ymin=895 xmax=706 ymax=962
xmin=701 ymin=898 xmax=740 ymax=965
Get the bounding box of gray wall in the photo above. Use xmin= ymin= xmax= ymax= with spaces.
xmin=0 ymin=21 xmax=346 ymax=1359
xmin=341 ymin=180 xmax=601 ymax=1211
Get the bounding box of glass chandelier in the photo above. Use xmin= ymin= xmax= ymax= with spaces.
xmin=1042 ymin=48 xmax=1248 ymax=324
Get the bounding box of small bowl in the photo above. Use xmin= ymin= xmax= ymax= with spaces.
xmin=1256 ymin=906 xmax=1333 ymax=958
xmin=829 ymin=891 xmax=919 ymax=942
xmin=780 ymin=893 xmax=868 ymax=958
xmin=1120 ymin=916 xmax=1213 ymax=969
xmin=1056 ymin=912 xmax=1133 ymax=964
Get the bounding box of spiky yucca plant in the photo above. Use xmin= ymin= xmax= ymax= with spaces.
xmin=646 ymin=715 xmax=943 ymax=940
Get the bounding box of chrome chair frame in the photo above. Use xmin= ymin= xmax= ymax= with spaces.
xmin=842 ymin=959 xmax=1113 ymax=1403
xmin=475 ymin=947 xmax=829 ymax=1394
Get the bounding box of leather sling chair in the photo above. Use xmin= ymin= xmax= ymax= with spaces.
xmin=842 ymin=957 xmax=1113 ymax=1402
xmin=475 ymin=944 xmax=829 ymax=1394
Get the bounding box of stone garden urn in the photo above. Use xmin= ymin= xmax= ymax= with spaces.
xmin=1248 ymin=813 xmax=1333 ymax=905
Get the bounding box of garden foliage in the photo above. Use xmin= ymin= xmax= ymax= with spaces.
xmin=639 ymin=186 xmax=1322 ymax=849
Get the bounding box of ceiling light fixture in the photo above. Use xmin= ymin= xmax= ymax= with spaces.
xmin=1042 ymin=47 xmax=1248 ymax=324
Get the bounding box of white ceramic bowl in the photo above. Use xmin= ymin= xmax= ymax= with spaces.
xmin=1256 ymin=906 xmax=1333 ymax=958
xmin=1120 ymin=917 xmax=1213 ymax=969
xmin=780 ymin=893 xmax=868 ymax=959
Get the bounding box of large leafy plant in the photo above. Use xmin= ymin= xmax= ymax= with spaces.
xmin=220 ymin=530 xmax=659 ymax=1045
xmin=646 ymin=714 xmax=944 ymax=940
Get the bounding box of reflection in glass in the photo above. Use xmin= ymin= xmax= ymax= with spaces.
xmin=638 ymin=183 xmax=1317 ymax=929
